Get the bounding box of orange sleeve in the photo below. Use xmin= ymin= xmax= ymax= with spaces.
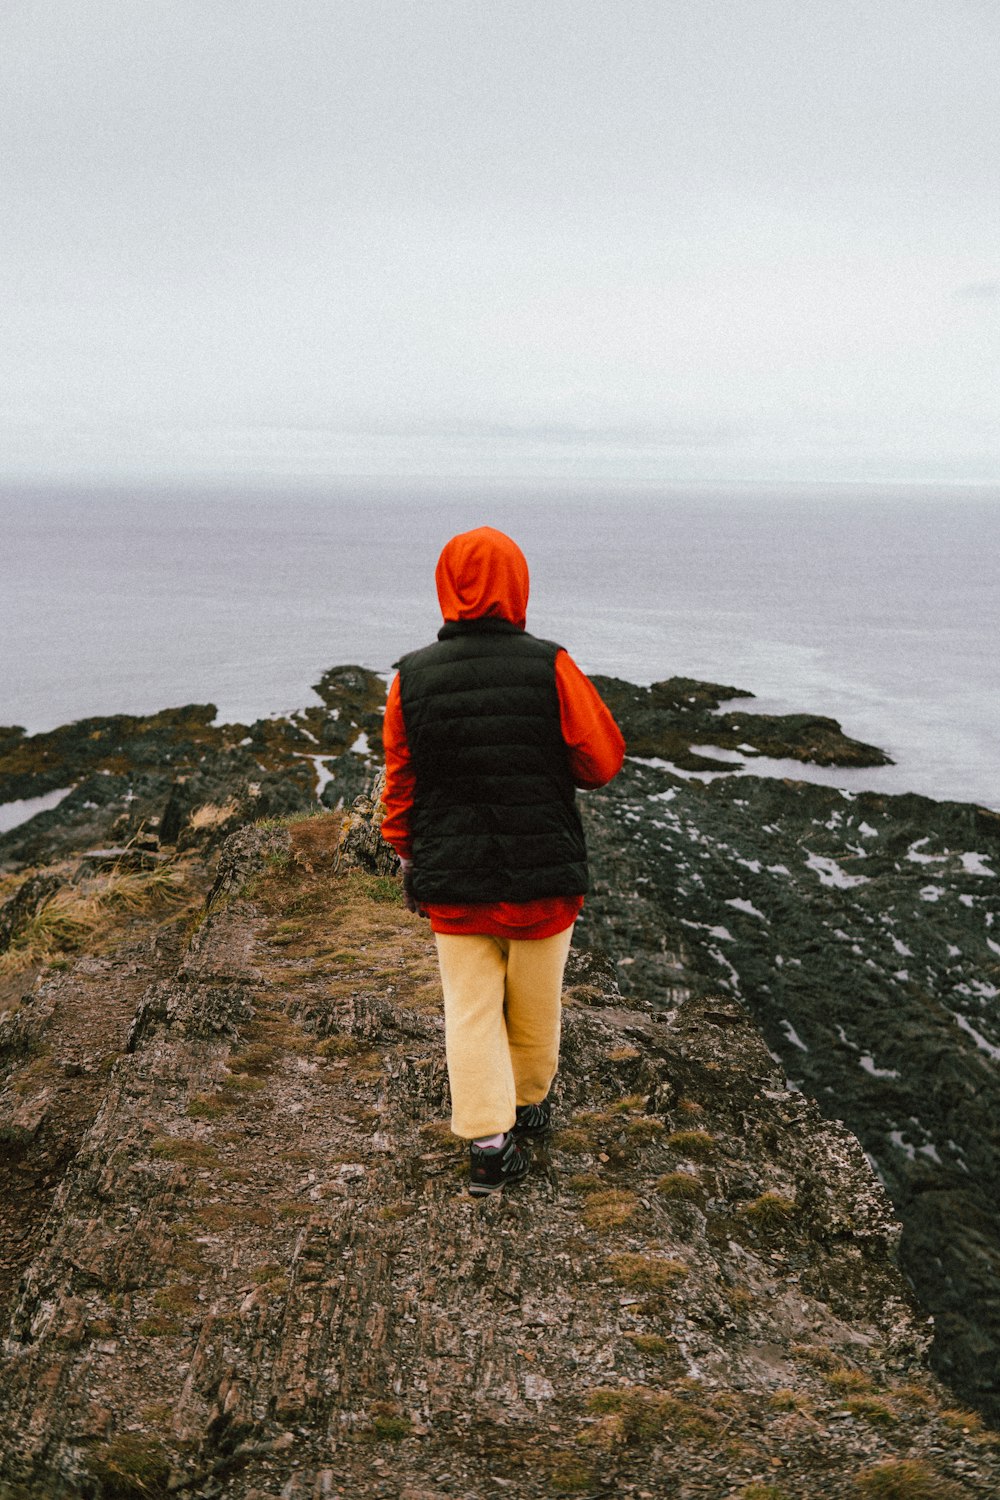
xmin=555 ymin=651 xmax=626 ymax=789
xmin=379 ymin=673 xmax=415 ymax=859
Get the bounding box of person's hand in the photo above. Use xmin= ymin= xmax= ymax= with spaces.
xmin=399 ymin=859 xmax=427 ymax=917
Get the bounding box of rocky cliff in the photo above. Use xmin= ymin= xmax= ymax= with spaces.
xmin=575 ymin=678 xmax=1000 ymax=1422
xmin=1 ymin=667 xmax=999 ymax=1498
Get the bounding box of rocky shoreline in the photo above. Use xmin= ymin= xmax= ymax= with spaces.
xmin=2 ymin=665 xmax=1000 ymax=1469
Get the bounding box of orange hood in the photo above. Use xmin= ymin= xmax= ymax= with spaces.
xmin=435 ymin=527 xmax=529 ymax=630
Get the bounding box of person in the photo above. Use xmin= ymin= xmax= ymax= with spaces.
xmin=380 ymin=526 xmax=625 ymax=1195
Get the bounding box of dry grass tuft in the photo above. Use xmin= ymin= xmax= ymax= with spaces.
xmin=741 ymin=1191 xmax=796 ymax=1230
xmin=288 ymin=811 xmax=343 ymax=871
xmin=656 ymin=1170 xmax=704 ymax=1201
xmin=768 ymin=1388 xmax=813 ymax=1413
xmin=1 ymin=861 xmax=196 ymax=973
xmin=790 ymin=1343 xmax=841 ymax=1371
xmin=626 ymin=1333 xmax=676 ymax=1358
xmin=891 ymin=1382 xmax=934 ymax=1410
xmin=150 ymin=1136 xmax=220 ymax=1169
xmin=842 ymin=1395 xmax=898 ymax=1427
xmin=566 ymin=1173 xmax=603 ymax=1193
xmin=585 ymin=1385 xmax=719 ymax=1447
xmin=824 ymin=1366 xmax=874 ymax=1395
xmin=85 ymin=1433 xmax=172 ymax=1497
xmin=938 ymin=1407 xmax=983 ymax=1433
xmin=853 ymin=1458 xmax=965 ymax=1498
xmin=582 ymin=1188 xmax=638 ymax=1228
xmin=606 ymin=1252 xmax=688 ymax=1291
xmin=189 ymin=799 xmax=240 ymax=830
xmin=227 ymin=1043 xmax=279 ymax=1076
xmin=553 ymin=1128 xmax=594 ymax=1155
xmin=665 ymin=1129 xmax=716 ymax=1160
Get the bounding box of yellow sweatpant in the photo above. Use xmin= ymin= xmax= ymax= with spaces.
xmin=434 ymin=925 xmax=575 ymax=1141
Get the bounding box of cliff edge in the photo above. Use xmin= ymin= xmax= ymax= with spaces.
xmin=2 ymin=814 xmax=998 ymax=1499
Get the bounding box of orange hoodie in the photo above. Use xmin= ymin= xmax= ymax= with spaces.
xmin=381 ymin=527 xmax=625 ymax=937
xmin=434 ymin=526 xmax=529 ymax=630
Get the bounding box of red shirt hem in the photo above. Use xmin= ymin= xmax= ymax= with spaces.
xmin=425 ymin=894 xmax=584 ymax=939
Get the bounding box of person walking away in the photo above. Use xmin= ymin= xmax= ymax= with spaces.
xmin=380 ymin=526 xmax=625 ymax=1195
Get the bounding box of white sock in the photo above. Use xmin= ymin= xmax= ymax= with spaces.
xmin=473 ymin=1132 xmax=505 ymax=1150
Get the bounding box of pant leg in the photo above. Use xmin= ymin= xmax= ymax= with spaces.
xmin=503 ymin=924 xmax=574 ymax=1106
xmin=433 ymin=932 xmax=517 ymax=1140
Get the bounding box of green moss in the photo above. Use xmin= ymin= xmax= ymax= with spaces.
xmin=136 ymin=1314 xmax=180 ymax=1338
xmin=223 ymin=1071 xmax=267 ymax=1093
xmin=150 ymin=1136 xmax=219 ymax=1168
xmin=371 ymin=1416 xmax=410 ymax=1440
xmin=546 ymin=1458 xmax=595 ymax=1493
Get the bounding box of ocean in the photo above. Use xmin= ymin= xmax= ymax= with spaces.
xmin=2 ymin=480 xmax=998 ymax=812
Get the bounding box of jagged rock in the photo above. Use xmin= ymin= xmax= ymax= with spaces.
xmin=0 ymin=668 xmax=386 ymax=872
xmin=335 ymin=770 xmax=399 ymax=878
xmin=591 ymin=674 xmax=893 ymax=769
xmin=0 ymin=873 xmax=63 ymax=954
xmin=202 ymin=822 xmax=292 ymax=914
xmin=579 ymin=756 xmax=1000 ymax=1420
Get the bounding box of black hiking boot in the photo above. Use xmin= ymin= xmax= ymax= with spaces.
xmin=468 ymin=1132 xmax=531 ymax=1196
xmin=512 ymin=1098 xmax=552 ymax=1137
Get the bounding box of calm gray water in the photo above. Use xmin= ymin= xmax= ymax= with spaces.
xmin=2 ymin=480 xmax=998 ymax=810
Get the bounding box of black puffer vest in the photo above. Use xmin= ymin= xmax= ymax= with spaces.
xmin=396 ymin=618 xmax=588 ymax=903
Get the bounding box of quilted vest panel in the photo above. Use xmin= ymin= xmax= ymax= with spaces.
xmin=397 ymin=620 xmax=589 ymax=903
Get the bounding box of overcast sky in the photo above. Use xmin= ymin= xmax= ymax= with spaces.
xmin=2 ymin=0 xmax=998 ymax=485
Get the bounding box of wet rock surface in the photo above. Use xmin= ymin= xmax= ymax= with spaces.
xmin=0 ymin=668 xmax=386 ymax=872
xmin=578 ymin=760 xmax=1000 ymax=1423
xmin=589 ymin=677 xmax=893 ymax=772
